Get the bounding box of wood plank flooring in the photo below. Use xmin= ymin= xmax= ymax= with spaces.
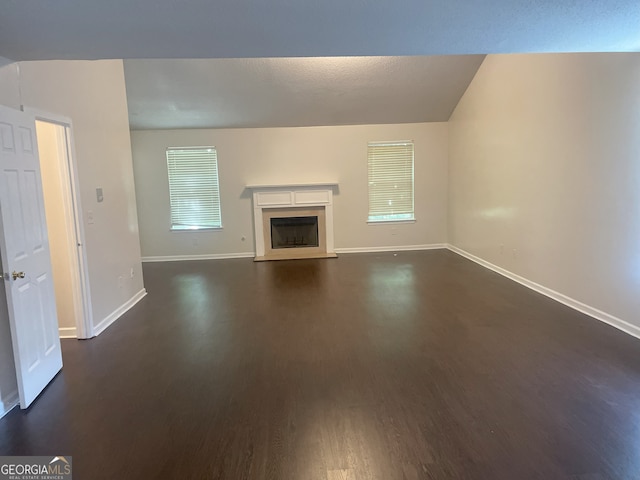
xmin=1 ymin=250 xmax=640 ymax=479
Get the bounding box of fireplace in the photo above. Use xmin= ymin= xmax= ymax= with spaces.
xmin=271 ymin=216 xmax=319 ymax=249
xmin=247 ymin=183 xmax=338 ymax=261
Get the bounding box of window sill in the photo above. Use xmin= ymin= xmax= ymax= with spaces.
xmin=170 ymin=226 xmax=224 ymax=232
xmin=367 ymin=219 xmax=416 ymax=225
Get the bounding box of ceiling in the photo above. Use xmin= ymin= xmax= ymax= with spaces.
xmin=1 ymin=0 xmax=638 ymax=60
xmin=124 ymin=56 xmax=484 ymax=129
xmin=2 ymin=0 xmax=637 ymax=129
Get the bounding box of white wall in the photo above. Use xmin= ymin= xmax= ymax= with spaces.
xmin=131 ymin=123 xmax=449 ymax=258
xmin=37 ymin=121 xmax=76 ymax=333
xmin=18 ymin=60 xmax=145 ymax=329
xmin=449 ymin=53 xmax=640 ymax=331
xmin=0 ymin=58 xmax=19 ymax=109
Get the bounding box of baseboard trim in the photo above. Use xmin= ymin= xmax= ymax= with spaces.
xmin=58 ymin=327 xmax=77 ymax=339
xmin=142 ymin=252 xmax=255 ymax=262
xmin=0 ymin=390 xmax=19 ymax=419
xmin=447 ymin=244 xmax=640 ymax=340
xmin=93 ymin=289 xmax=148 ymax=337
xmin=335 ymin=244 xmax=447 ymax=254
xmin=143 ymin=247 xmax=450 ymax=261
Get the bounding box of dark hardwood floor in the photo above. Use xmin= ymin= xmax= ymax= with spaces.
xmin=1 ymin=250 xmax=640 ymax=479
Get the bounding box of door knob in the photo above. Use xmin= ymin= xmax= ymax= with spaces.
xmin=12 ymin=271 xmax=25 ymax=280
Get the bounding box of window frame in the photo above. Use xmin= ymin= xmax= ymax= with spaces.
xmin=166 ymin=146 xmax=223 ymax=231
xmin=367 ymin=140 xmax=415 ymax=224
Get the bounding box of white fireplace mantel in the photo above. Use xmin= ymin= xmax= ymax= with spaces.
xmin=246 ymin=182 xmax=338 ymax=190
xmin=247 ymin=183 xmax=338 ymax=260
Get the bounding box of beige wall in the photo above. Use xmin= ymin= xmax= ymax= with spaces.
xmin=449 ymin=53 xmax=640 ymax=330
xmin=131 ymin=123 xmax=449 ymax=258
xmin=18 ymin=60 xmax=145 ymax=326
xmin=37 ymin=121 xmax=76 ymax=332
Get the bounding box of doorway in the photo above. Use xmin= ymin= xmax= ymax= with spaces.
xmin=33 ymin=114 xmax=93 ymax=339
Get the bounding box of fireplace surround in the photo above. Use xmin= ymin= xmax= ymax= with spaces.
xmin=247 ymin=183 xmax=338 ymax=261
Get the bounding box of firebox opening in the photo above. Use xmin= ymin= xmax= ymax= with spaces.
xmin=271 ymin=216 xmax=319 ymax=249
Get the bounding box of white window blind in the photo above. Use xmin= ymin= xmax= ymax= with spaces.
xmin=166 ymin=147 xmax=222 ymax=230
xmin=367 ymin=141 xmax=414 ymax=222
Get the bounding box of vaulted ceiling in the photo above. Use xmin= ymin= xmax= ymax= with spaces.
xmin=1 ymin=0 xmax=637 ymax=129
xmin=123 ymin=56 xmax=485 ymax=129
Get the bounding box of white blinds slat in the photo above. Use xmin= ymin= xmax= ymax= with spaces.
xmin=167 ymin=146 xmax=222 ymax=229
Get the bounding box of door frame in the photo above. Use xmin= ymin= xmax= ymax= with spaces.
xmin=26 ymin=108 xmax=94 ymax=339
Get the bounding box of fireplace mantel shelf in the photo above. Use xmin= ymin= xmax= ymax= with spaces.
xmin=246 ymin=182 xmax=338 ymax=189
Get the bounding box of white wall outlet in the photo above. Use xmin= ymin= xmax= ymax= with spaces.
xmin=87 ymin=210 xmax=94 ymax=224
xmin=512 ymin=248 xmax=518 ymax=258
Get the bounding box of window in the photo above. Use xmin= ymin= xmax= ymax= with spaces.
xmin=166 ymin=146 xmax=222 ymax=230
xmin=367 ymin=141 xmax=414 ymax=223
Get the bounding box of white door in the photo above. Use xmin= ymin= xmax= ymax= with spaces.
xmin=0 ymin=104 xmax=62 ymax=409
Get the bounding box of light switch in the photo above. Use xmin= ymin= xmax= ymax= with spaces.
xmin=96 ymin=188 xmax=104 ymax=203
xmin=87 ymin=210 xmax=94 ymax=224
